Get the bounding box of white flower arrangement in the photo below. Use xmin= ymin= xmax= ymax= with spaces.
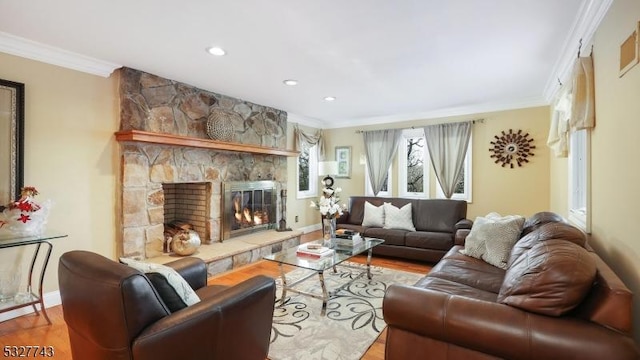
xmin=310 ymin=187 xmax=346 ymax=219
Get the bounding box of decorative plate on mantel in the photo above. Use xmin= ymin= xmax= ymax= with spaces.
xmin=206 ymin=108 xmax=240 ymax=142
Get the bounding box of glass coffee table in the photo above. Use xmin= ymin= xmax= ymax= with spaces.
xmin=263 ymin=237 xmax=384 ymax=315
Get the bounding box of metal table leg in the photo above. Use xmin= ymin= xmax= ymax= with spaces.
xmin=318 ymin=270 xmax=328 ymax=316
xmin=278 ymin=263 xmax=288 ymax=302
xmin=366 ymin=247 xmax=373 ymax=279
xmin=28 ymin=241 xmax=53 ymax=325
xmin=26 ymin=241 xmax=53 ymax=324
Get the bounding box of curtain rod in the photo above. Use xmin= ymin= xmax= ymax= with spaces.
xmin=354 ymin=118 xmax=484 ymax=134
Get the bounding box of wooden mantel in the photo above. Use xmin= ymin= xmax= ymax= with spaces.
xmin=115 ymin=130 xmax=299 ymax=157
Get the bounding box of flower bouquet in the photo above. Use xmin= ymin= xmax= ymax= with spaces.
xmin=310 ymin=187 xmax=346 ymax=241
xmin=0 ymin=187 xmax=51 ymax=238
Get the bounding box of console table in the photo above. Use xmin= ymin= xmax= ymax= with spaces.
xmin=0 ymin=233 xmax=67 ymax=324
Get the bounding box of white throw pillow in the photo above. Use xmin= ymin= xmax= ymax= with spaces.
xmin=383 ymin=203 xmax=416 ymax=231
xmin=460 ymin=212 xmax=525 ymax=269
xmin=120 ymin=257 xmax=201 ymax=306
xmin=362 ymin=201 xmax=385 ymax=227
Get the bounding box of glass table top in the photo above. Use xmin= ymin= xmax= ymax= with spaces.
xmin=0 ymin=233 xmax=68 ymax=248
xmin=263 ymin=237 xmax=384 ymax=271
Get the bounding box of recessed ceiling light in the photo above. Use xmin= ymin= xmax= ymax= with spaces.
xmin=324 ymin=96 xmax=336 ymax=101
xmin=206 ymin=46 xmax=226 ymax=56
xmin=283 ymin=79 xmax=298 ymax=86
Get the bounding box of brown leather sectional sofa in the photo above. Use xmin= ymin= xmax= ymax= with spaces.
xmin=336 ymin=196 xmax=472 ymax=262
xmin=382 ymin=212 xmax=639 ymax=359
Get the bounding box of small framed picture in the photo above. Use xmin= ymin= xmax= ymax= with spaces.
xmin=619 ymin=21 xmax=640 ymax=77
xmin=335 ymin=146 xmax=351 ymax=178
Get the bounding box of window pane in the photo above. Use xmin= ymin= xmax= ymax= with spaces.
xmin=571 ymin=130 xmax=587 ymax=211
xmin=298 ymin=147 xmax=310 ymax=192
xmin=568 ymin=129 xmax=590 ymax=232
xmin=406 ymin=137 xmax=424 ymax=192
xmin=454 ymin=167 xmax=464 ymax=194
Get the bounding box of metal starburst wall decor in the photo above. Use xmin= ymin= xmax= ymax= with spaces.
xmin=489 ymin=129 xmax=535 ymax=168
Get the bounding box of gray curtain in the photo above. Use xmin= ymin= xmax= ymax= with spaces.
xmin=294 ymin=125 xmax=325 ymax=159
xmin=423 ymin=122 xmax=472 ymax=198
xmin=362 ymin=129 xmax=402 ymax=196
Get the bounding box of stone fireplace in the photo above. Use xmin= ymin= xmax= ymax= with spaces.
xmin=117 ymin=68 xmax=291 ymax=259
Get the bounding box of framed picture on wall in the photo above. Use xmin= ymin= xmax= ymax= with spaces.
xmin=335 ymin=146 xmax=351 ymax=178
xmin=619 ymin=21 xmax=640 ymax=77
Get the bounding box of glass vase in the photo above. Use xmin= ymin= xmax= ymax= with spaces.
xmin=0 ymin=270 xmax=21 ymax=302
xmin=322 ymin=217 xmax=336 ymax=244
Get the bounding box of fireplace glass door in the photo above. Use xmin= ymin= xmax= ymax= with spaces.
xmin=223 ymin=181 xmax=277 ymax=240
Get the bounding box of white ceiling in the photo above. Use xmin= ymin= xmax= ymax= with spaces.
xmin=0 ymin=0 xmax=608 ymax=128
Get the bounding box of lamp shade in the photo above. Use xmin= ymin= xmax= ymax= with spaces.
xmin=318 ymin=161 xmax=338 ymax=176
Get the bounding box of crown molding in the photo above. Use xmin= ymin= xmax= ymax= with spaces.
xmin=0 ymin=32 xmax=121 ymax=78
xmin=542 ymin=0 xmax=613 ymax=102
xmin=287 ymin=112 xmax=325 ymax=129
xmin=323 ymin=97 xmax=549 ymax=129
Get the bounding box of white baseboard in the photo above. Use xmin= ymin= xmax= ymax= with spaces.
xmin=0 ymin=290 xmax=61 ymax=322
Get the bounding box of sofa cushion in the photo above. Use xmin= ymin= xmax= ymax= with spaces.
xmin=412 ymin=199 xmax=467 ymax=232
xmin=498 ymin=239 xmax=596 ymax=316
xmin=364 ymin=227 xmax=407 ymax=246
xmin=507 ymin=221 xmax=587 ymax=268
xmin=362 ymin=201 xmax=385 ymax=227
xmin=429 ymin=248 xmax=506 ymax=294
xmin=521 ymin=211 xmax=565 ymax=236
xmin=460 ymin=213 xmax=524 ymax=269
xmin=405 ymin=231 xmax=453 ymax=251
xmin=383 ymin=202 xmax=416 ymax=231
xmin=414 ymin=276 xmax=499 ymax=303
xmin=120 ymin=257 xmax=201 ymax=312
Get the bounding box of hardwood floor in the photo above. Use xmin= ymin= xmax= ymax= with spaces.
xmin=0 ymin=232 xmax=431 ymax=359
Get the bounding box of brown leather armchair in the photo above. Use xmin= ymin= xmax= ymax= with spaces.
xmin=58 ymin=250 xmax=276 ymax=360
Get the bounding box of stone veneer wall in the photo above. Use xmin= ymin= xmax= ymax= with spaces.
xmin=119 ymin=68 xmax=288 ymax=259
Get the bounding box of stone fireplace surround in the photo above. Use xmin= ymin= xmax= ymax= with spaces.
xmin=118 ymin=67 xmax=300 ymax=269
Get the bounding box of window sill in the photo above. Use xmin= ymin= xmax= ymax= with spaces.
xmin=568 ymin=210 xmax=590 ymax=234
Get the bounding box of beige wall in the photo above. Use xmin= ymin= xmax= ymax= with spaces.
xmin=550 ymin=0 xmax=640 ymax=342
xmin=0 ymin=52 xmax=119 ymax=293
xmin=322 ymin=106 xmax=551 ymax=220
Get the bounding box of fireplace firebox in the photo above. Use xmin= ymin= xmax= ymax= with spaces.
xmin=222 ymin=181 xmax=277 ymax=240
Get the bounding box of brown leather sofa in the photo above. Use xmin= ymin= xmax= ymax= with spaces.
xmin=336 ymin=196 xmax=471 ymax=262
xmin=382 ymin=212 xmax=639 ymax=359
xmin=58 ymin=251 xmax=276 ymax=360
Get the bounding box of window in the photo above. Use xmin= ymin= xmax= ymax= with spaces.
xmin=364 ymin=164 xmax=392 ymax=197
xmin=568 ymin=129 xmax=590 ymax=233
xmin=436 ymin=135 xmax=473 ymax=202
xmin=297 ymin=144 xmax=318 ymax=199
xmin=399 ymin=129 xmax=429 ymax=198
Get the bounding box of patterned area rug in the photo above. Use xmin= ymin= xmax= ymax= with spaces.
xmin=268 ymin=263 xmax=423 ymax=360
